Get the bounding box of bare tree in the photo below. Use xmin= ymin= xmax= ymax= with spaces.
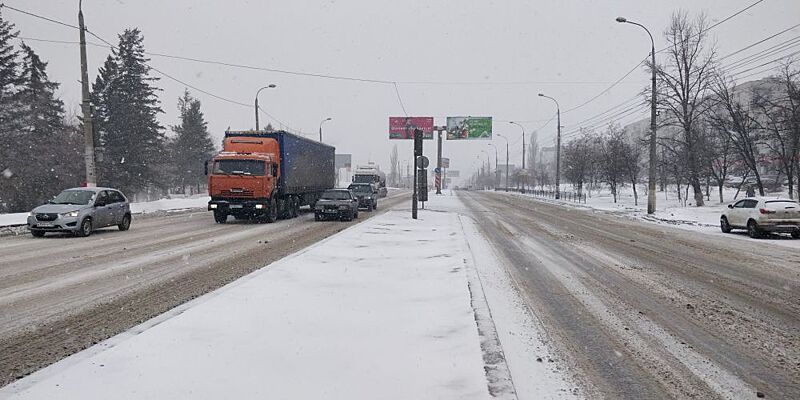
xmin=655 ymin=10 xmax=717 ymax=206
xmin=708 ymin=75 xmax=766 ymax=195
xmin=562 ymin=133 xmax=594 ymax=196
xmin=598 ymin=124 xmax=627 ymax=203
xmin=752 ymin=61 xmax=800 ymax=198
xmin=704 ymin=119 xmax=736 ymax=203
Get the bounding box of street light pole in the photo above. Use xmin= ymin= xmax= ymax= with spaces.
xmin=319 ymin=117 xmax=332 ymax=142
xmin=481 ymin=149 xmax=491 ymax=189
xmin=538 ymin=93 xmax=561 ymax=199
xmin=487 ymin=143 xmax=498 ymax=189
xmin=254 ymin=84 xmax=277 ymax=131
xmin=510 ymin=121 xmax=526 ymax=192
xmin=617 ymin=16 xmax=657 ymax=214
xmin=497 ymin=134 xmax=509 ymax=191
xmin=78 ymin=0 xmax=96 ymax=187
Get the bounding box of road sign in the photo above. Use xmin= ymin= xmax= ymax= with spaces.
xmin=434 ymin=167 xmax=441 ymax=174
xmin=440 ymin=157 xmax=450 ymax=168
xmin=417 ymin=155 xmax=429 ymax=169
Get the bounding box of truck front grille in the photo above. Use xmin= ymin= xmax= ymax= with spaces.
xmin=220 ymin=189 xmax=254 ymax=198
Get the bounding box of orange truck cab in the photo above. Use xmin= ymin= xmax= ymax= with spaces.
xmin=206 ymin=130 xmax=335 ymax=223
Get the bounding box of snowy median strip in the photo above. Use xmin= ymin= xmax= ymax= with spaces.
xmin=1 ymin=201 xmax=500 ymax=399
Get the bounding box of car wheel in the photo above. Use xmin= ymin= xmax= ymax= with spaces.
xmin=77 ymin=218 xmax=93 ymax=237
xmin=315 ymin=213 xmax=321 ymax=221
xmin=720 ymin=216 xmax=731 ymax=233
xmin=31 ymin=230 xmax=45 ymax=238
xmin=792 ymin=230 xmax=800 ymax=239
xmin=354 ymin=209 xmax=359 ymax=219
xmin=373 ymin=202 xmax=377 ymax=211
xmin=118 ymin=214 xmax=131 ymax=231
xmin=747 ymin=220 xmax=761 ymax=239
xmin=266 ymin=197 xmax=278 ymax=223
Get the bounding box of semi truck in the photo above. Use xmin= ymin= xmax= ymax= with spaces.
xmin=206 ymin=130 xmax=335 ymax=223
xmin=353 ymin=164 xmax=387 ymax=198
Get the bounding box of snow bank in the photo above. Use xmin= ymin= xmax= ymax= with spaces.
xmin=0 ymin=196 xmax=210 ymax=227
xmin=1 ymin=202 xmax=492 ymax=399
xmin=500 ymin=187 xmax=800 ymax=249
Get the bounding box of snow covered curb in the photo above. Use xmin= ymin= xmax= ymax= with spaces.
xmin=1 ymin=203 xmax=501 ymax=399
xmin=0 ymin=196 xmax=211 ymax=228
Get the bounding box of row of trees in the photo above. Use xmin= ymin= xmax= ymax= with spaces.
xmin=553 ymin=11 xmax=800 ymax=206
xmin=0 ymin=10 xmax=217 ymax=212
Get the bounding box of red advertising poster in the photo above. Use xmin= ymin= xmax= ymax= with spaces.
xmin=389 ymin=117 xmax=434 ymax=139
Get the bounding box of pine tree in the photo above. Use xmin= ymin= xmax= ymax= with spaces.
xmin=0 ymin=9 xmax=21 ymax=211
xmin=94 ymin=28 xmax=164 ymax=197
xmin=168 ymin=89 xmax=216 ymax=194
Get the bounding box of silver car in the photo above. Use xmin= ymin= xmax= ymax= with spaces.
xmin=27 ymin=187 xmax=132 ymax=237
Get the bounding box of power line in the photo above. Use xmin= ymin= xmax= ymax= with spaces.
xmin=718 ymin=24 xmax=800 ymax=61
xmin=393 ymin=82 xmax=408 ymax=117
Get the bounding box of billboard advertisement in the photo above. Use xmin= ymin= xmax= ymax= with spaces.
xmin=335 ymin=154 xmax=352 ymax=170
xmin=446 ymin=117 xmax=492 ymax=140
xmin=389 ymin=117 xmax=434 ymax=140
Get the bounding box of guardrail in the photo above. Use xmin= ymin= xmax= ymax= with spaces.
xmin=495 ymin=187 xmax=586 ymax=203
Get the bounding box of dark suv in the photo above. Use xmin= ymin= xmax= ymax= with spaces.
xmin=314 ymin=189 xmax=359 ymax=221
xmin=348 ymin=183 xmax=378 ymax=211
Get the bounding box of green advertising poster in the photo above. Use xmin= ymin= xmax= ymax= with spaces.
xmin=446 ymin=117 xmax=492 ymax=140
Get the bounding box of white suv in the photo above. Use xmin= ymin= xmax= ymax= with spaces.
xmin=720 ymin=197 xmax=800 ymax=238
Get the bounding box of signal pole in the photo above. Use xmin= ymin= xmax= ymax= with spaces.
xmin=78 ymin=1 xmax=96 ymax=187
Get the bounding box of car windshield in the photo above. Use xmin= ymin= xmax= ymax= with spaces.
xmin=212 ymin=160 xmax=265 ymax=176
xmin=51 ymin=190 xmax=95 ymax=205
xmin=349 ymin=185 xmax=372 ymax=193
xmin=321 ymin=191 xmax=350 ymax=200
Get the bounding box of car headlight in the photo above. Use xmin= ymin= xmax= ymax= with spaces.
xmin=255 ymin=204 xmax=264 ymax=209
xmin=62 ymin=211 xmax=79 ymax=218
xmin=28 ymin=212 xmax=33 ymax=217
xmin=209 ymin=204 xmax=218 ymax=209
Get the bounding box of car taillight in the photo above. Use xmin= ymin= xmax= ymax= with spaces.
xmin=759 ymin=208 xmax=776 ymax=214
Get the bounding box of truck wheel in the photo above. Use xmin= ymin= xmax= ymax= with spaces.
xmin=266 ymin=198 xmax=278 ymax=223
xmin=214 ymin=210 xmax=227 ymax=224
xmin=290 ymin=197 xmax=299 ymax=218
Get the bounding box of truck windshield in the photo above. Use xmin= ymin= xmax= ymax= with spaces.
xmin=321 ymin=191 xmax=351 ymax=200
xmin=354 ymin=175 xmax=377 ymax=183
xmin=213 ymin=160 xmax=265 ymax=176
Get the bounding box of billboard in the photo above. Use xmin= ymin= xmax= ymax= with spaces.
xmin=446 ymin=117 xmax=492 ymax=140
xmin=440 ymin=157 xmax=450 ymax=168
xmin=446 ymin=170 xmax=459 ymax=177
xmin=389 ymin=117 xmax=434 ymax=139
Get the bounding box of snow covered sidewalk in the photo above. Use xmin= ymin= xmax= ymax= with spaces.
xmin=2 ymin=200 xmax=507 ymax=399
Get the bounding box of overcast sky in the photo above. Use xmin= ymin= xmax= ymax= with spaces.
xmin=5 ymin=0 xmax=799 ymax=183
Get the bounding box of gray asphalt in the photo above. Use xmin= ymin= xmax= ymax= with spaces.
xmin=459 ymin=190 xmax=799 ymax=400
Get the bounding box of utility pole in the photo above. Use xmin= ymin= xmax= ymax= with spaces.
xmin=254 ymin=84 xmax=276 ymax=131
xmin=539 ymin=93 xmax=561 ymax=199
xmin=616 ymin=17 xmax=657 ymax=214
xmin=497 ymin=134 xmax=509 ymax=191
xmin=488 ymin=143 xmax=498 ymax=189
xmin=412 ymin=129 xmax=422 ymax=219
xmin=435 ymin=126 xmax=444 ymax=194
xmin=510 ymin=122 xmax=526 ymax=191
xmin=78 ymin=1 xmax=96 ymax=187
